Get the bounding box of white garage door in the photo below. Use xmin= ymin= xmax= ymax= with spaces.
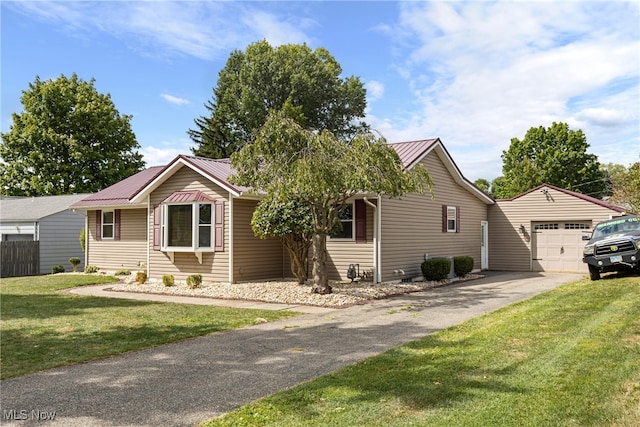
xmin=532 ymin=222 xmax=591 ymax=272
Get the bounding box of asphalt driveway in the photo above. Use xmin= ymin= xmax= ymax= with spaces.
xmin=0 ymin=271 xmax=583 ymax=426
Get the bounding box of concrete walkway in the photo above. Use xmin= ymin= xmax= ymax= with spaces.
xmin=1 ymin=271 xmax=583 ymax=426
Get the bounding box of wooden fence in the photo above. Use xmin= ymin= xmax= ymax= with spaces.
xmin=1 ymin=241 xmax=40 ymax=278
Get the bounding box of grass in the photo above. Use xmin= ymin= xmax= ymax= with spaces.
xmin=203 ymin=274 xmax=640 ymax=427
xmin=0 ymin=274 xmax=298 ymax=379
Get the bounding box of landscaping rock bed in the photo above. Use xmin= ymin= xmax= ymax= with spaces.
xmin=108 ymin=274 xmax=483 ymax=308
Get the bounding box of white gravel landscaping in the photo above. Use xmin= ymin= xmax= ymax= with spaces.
xmin=107 ymin=274 xmax=483 ymax=308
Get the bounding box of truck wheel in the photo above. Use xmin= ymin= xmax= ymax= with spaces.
xmin=588 ymin=265 xmax=601 ymax=281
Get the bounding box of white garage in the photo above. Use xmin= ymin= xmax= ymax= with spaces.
xmin=488 ymin=184 xmax=627 ymax=273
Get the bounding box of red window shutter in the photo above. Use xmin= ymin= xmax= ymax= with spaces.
xmin=96 ymin=210 xmax=102 ymax=241
xmin=114 ymin=209 xmax=121 ymax=241
xmin=456 ymin=206 xmax=460 ymax=233
xmin=355 ymin=200 xmax=366 ymax=243
xmin=153 ymin=205 xmax=161 ymax=251
xmin=214 ymin=201 xmax=225 ymax=251
xmin=441 ymin=205 xmax=447 ymax=232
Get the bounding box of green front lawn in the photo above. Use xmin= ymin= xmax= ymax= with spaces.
xmin=204 ymin=274 xmax=640 ymax=426
xmin=0 ymin=274 xmax=298 ymax=379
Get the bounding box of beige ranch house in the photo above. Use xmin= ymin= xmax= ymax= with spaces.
xmin=71 ymin=138 xmax=626 ymax=283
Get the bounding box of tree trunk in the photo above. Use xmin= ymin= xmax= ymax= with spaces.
xmin=311 ymin=232 xmax=332 ymax=294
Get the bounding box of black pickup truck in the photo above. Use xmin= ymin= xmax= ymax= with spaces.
xmin=582 ymin=215 xmax=640 ymax=280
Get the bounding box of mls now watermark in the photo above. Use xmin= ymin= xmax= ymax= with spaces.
xmin=3 ymin=409 xmax=57 ymax=421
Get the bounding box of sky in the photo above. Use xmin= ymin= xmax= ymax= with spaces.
xmin=2 ymin=0 xmax=639 ymax=183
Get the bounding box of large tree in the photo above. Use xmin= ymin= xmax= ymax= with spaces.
xmin=231 ymin=111 xmax=432 ymax=294
xmin=497 ymin=122 xmax=606 ymax=199
xmin=0 ymin=74 xmax=144 ymax=196
xmin=189 ymin=40 xmax=367 ymax=158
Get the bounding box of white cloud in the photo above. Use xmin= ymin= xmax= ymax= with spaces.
xmin=366 ymin=80 xmax=384 ymax=102
xmin=140 ymin=138 xmax=194 ymax=167
xmin=7 ymin=1 xmax=313 ymax=60
xmin=373 ymin=1 xmax=640 ymax=181
xmin=160 ymin=93 xmax=190 ymax=105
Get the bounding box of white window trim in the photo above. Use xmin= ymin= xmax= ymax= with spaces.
xmin=446 ymin=206 xmax=457 ymax=233
xmin=161 ymin=203 xmax=214 ymax=252
xmin=330 ymin=203 xmax=355 ymax=241
xmin=102 ymin=210 xmax=115 ymax=240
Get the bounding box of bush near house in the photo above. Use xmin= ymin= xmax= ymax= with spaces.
xmin=421 ymin=258 xmax=451 ymax=281
xmin=454 ymin=256 xmax=474 ymax=277
xmin=162 ymin=274 xmax=175 ymax=287
xmin=52 ymin=265 xmax=65 ymax=274
xmin=186 ymin=274 xmax=202 ymax=289
xmin=84 ymin=265 xmax=99 ymax=273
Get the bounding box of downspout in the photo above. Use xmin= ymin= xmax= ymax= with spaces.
xmin=228 ymin=194 xmax=234 ymax=283
xmin=362 ymin=196 xmax=381 ymax=283
xmin=147 ymin=196 xmax=151 ymax=278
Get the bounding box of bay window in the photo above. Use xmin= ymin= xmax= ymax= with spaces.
xmin=162 ymin=203 xmax=213 ymax=251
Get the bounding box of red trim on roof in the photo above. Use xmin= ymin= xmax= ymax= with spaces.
xmin=497 ymin=183 xmax=626 ymax=213
xmin=162 ymin=190 xmax=214 ymax=203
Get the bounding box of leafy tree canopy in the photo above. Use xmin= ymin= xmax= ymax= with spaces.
xmin=474 ymin=178 xmax=490 ymax=194
xmin=190 ymin=40 xmax=368 ymax=158
xmin=496 ymin=122 xmax=606 ymax=199
xmin=607 ymin=162 xmax=640 ymax=213
xmin=0 ymin=73 xmax=144 ymax=196
xmin=231 ymin=110 xmax=432 ymax=294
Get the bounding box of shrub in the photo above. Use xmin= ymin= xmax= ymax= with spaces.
xmin=114 ymin=269 xmax=131 ymax=276
xmin=84 ymin=265 xmax=99 ymax=274
xmin=186 ymin=274 xmax=202 ymax=289
xmin=135 ymin=271 xmax=147 ymax=283
xmin=135 ymin=271 xmax=147 ymax=284
xmin=69 ymin=257 xmax=81 ymax=272
xmin=162 ymin=274 xmax=175 ymax=287
xmin=52 ymin=265 xmax=65 ymax=274
xmin=454 ymin=256 xmax=474 ymax=277
xmin=421 ymin=258 xmax=451 ymax=281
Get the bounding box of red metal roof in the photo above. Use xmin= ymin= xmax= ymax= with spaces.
xmin=70 ymin=166 xmax=164 ymax=208
xmin=71 ymin=138 xmax=481 ymax=209
xmin=162 ymin=190 xmax=214 ymax=203
xmin=388 ymin=138 xmax=439 ymax=168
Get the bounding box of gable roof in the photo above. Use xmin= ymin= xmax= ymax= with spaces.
xmin=129 ymin=155 xmax=248 ymax=204
xmin=389 ymin=138 xmax=494 ymax=204
xmin=73 ymin=138 xmax=494 ymax=208
xmin=498 ymin=183 xmax=626 ymax=213
xmin=1 ymin=194 xmax=91 ymax=221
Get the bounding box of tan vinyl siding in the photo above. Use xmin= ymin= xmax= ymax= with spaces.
xmin=87 ymin=208 xmax=147 ymax=271
xmin=380 ymin=152 xmax=488 ymax=282
xmin=306 ymin=202 xmax=375 ymax=281
xmin=489 ymin=186 xmax=621 ymax=271
xmin=232 ymin=199 xmax=285 ymax=282
xmin=148 ymin=166 xmax=229 ymax=281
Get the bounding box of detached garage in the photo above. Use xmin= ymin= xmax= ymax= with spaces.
xmin=488 ymin=184 xmax=626 ymax=273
